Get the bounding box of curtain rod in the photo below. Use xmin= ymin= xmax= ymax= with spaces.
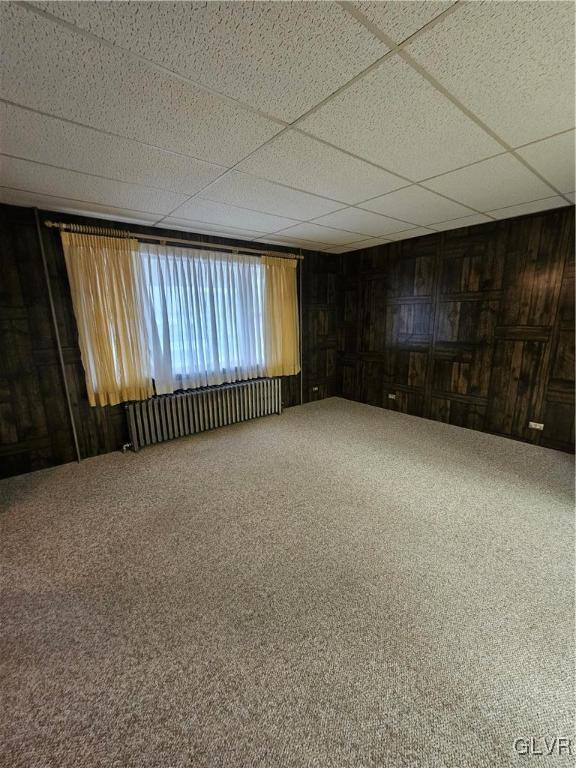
xmin=43 ymin=220 xmax=304 ymax=260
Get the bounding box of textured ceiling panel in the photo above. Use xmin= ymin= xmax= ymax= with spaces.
xmin=32 ymin=0 xmax=386 ymax=122
xmin=166 ymin=198 xmax=297 ymax=234
xmin=200 ymin=172 xmax=343 ymax=220
xmin=1 ymin=1 xmax=573 ymax=250
xmin=384 ymin=227 xmax=435 ymax=241
xmin=273 ymin=223 xmax=366 ymax=245
xmin=0 ymin=157 xmax=188 ymax=215
xmin=253 ymin=233 xmax=327 ymax=251
xmin=0 ymin=104 xmax=225 ymax=196
xmin=236 ymin=130 xmax=407 ymax=204
xmin=311 ymin=207 xmax=411 ymax=236
xmin=352 ymin=1 xmax=455 ymax=44
xmin=428 ymin=214 xmax=493 ymax=232
xmin=0 ymin=3 xmax=282 ymax=166
xmin=423 ymin=155 xmax=557 ymax=212
xmin=157 ymin=218 xmax=264 ymax=241
xmin=407 ymin=1 xmax=575 ymax=147
xmin=361 ymin=185 xmax=472 ymax=225
xmin=516 ymin=132 xmax=576 ymax=195
xmin=0 ymin=187 xmax=161 ymax=225
xmin=298 ymin=55 xmax=501 ymax=179
xmin=325 ymin=236 xmax=393 ymax=253
xmin=486 ymin=197 xmax=569 ymax=221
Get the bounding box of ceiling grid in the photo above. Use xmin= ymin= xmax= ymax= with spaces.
xmin=0 ymin=0 xmax=573 ymax=251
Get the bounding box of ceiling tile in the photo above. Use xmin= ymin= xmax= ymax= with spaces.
xmin=326 ymin=237 xmax=392 ymax=254
xmin=516 ymin=131 xmax=576 ymax=194
xmin=407 ymin=1 xmax=575 ymax=146
xmin=1 ymin=3 xmax=282 ymax=166
xmin=236 ymin=130 xmax=407 ymax=205
xmin=157 ymin=218 xmax=264 ymax=241
xmin=298 ymin=55 xmax=501 ymax=179
xmin=32 ymin=1 xmax=387 ymax=122
xmin=253 ymin=234 xmax=324 ymax=251
xmin=352 ymin=2 xmax=456 ymax=44
xmin=384 ymin=227 xmax=436 ymax=241
xmin=274 ymin=223 xmax=367 ymax=245
xmin=429 ymin=214 xmax=493 ymax=231
xmin=0 ymin=157 xmax=188 ymax=215
xmin=486 ymin=197 xmax=569 ymax=221
xmin=311 ymin=207 xmax=411 ymax=236
xmin=167 ymin=198 xmax=297 ymax=234
xmin=201 ymin=171 xmax=343 ymax=220
xmin=0 ymin=187 xmax=161 ymax=225
xmin=0 ymin=103 xmax=225 ymax=197
xmin=423 ymin=155 xmax=556 ymax=212
xmin=361 ymin=185 xmax=472 ymax=225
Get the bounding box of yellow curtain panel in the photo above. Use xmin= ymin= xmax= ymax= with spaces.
xmin=262 ymin=255 xmax=301 ymax=377
xmin=61 ymin=233 xmax=154 ymax=407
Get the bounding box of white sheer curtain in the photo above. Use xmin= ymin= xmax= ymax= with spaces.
xmin=138 ymin=244 xmax=266 ymax=393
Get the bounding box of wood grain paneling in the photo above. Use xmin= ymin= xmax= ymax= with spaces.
xmin=302 ymin=251 xmax=340 ymax=402
xmin=540 ymin=214 xmax=575 ymax=451
xmin=339 ymin=206 xmax=575 ymax=452
xmin=0 ymin=204 xmax=337 ymax=478
xmin=0 ymin=205 xmax=77 ymax=477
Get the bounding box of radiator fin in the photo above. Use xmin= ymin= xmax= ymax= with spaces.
xmin=126 ymin=378 xmax=282 ymax=451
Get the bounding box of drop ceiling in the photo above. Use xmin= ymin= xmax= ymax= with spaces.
xmin=0 ymin=1 xmax=574 ymax=253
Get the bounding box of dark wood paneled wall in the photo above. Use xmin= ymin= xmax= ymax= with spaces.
xmin=0 ymin=205 xmax=77 ymax=477
xmin=0 ymin=204 xmax=338 ymax=478
xmin=302 ymin=251 xmax=340 ymax=402
xmin=338 ymin=205 xmax=575 ymax=452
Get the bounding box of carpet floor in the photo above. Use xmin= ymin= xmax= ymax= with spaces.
xmin=1 ymin=398 xmax=574 ymax=768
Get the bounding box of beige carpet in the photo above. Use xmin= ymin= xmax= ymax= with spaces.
xmin=1 ymin=398 xmax=574 ymax=768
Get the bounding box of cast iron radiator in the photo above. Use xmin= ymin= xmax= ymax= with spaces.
xmin=126 ymin=378 xmax=282 ymax=451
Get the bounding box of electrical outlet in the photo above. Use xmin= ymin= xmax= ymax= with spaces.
xmin=312 ymin=386 xmax=319 ymax=392
xmin=528 ymin=421 xmax=544 ymax=431
xmin=388 ymin=393 xmax=397 ymax=400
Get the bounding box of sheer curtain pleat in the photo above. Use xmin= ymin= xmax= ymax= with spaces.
xmin=139 ymin=244 xmax=266 ymax=393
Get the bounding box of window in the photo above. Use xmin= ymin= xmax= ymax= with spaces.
xmin=139 ymin=244 xmax=267 ymax=393
xmin=61 ymin=232 xmax=300 ymax=406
